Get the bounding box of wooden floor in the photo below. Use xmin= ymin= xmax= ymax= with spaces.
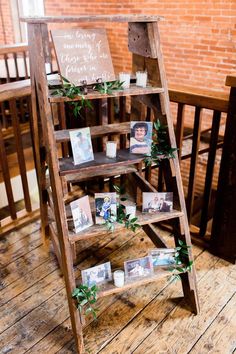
xmin=0 ymin=221 xmax=235 ymax=354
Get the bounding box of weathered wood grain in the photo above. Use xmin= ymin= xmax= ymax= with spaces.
xmin=133 ymin=258 xmax=236 ymax=354
xmin=20 ymin=15 xmax=162 ymax=24
xmin=48 ymin=85 xmax=164 ymax=103
xmin=189 ymin=293 xmax=236 ymax=354
xmin=99 ymin=247 xmax=216 ymax=354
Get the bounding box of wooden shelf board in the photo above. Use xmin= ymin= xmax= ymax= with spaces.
xmin=68 ymin=209 xmax=183 ymax=242
xmin=77 ymin=267 xmax=181 ymax=299
xmin=55 ymin=122 xmax=130 ymax=143
xmin=59 ymin=149 xmax=144 ymax=176
xmin=20 ymin=15 xmax=163 ymax=24
xmin=48 ymin=85 xmax=164 ymax=103
xmin=64 ymin=164 xmax=138 ymax=183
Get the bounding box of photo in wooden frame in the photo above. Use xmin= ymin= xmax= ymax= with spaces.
xmin=69 ymin=127 xmax=94 ymax=165
xmin=124 ymin=256 xmax=153 ymax=280
xmin=130 ymin=121 xmax=153 ymax=154
xmin=81 ymin=262 xmax=112 ymax=287
xmin=142 ymin=192 xmax=173 ymax=213
xmin=70 ymin=195 xmax=93 ymax=233
xmin=95 ymin=192 xmax=117 ymax=225
xmin=149 ymin=248 xmax=176 ymax=267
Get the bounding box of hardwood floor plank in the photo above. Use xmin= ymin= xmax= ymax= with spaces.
xmin=99 ymin=248 xmax=219 ymax=354
xmin=0 ymin=258 xmax=58 ymax=306
xmin=189 ymin=293 xmax=236 ymax=354
xmin=133 ymin=258 xmax=236 ymax=354
xmin=55 ymin=233 xmax=200 ymax=354
xmin=0 ymin=220 xmax=41 ymax=246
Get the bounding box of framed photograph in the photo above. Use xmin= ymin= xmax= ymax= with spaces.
xmin=70 ymin=195 xmax=93 ymax=233
xmin=124 ymin=256 xmax=153 ymax=280
xmin=142 ymin=192 xmax=173 ymax=213
xmin=69 ymin=127 xmax=94 ymax=165
xmin=81 ymin=262 xmax=112 ymax=287
xmin=95 ymin=193 xmax=117 ymax=224
xmin=130 ymin=121 xmax=153 ymax=155
xmin=150 ymin=248 xmax=176 ymax=267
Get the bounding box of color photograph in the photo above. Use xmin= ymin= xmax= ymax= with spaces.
xmin=142 ymin=192 xmax=173 ymax=213
xmin=81 ymin=262 xmax=112 ymax=287
xmin=69 ymin=127 xmax=94 ymax=165
xmin=130 ymin=121 xmax=153 ymax=155
xmin=150 ymin=248 xmax=176 ymax=267
xmin=70 ymin=195 xmax=93 ymax=233
xmin=124 ymin=256 xmax=153 ymax=279
xmin=95 ymin=192 xmax=117 ymax=224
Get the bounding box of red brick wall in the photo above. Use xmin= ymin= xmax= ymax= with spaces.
xmin=44 ymin=0 xmax=236 ymax=92
xmin=0 ymin=0 xmax=14 ymax=44
xmin=0 ymin=1 xmax=235 ymax=92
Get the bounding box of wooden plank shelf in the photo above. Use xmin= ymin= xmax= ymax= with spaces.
xmin=68 ymin=209 xmax=183 ymax=242
xmin=48 ymin=85 xmax=164 ymax=103
xmin=64 ymin=164 xmax=138 ymax=183
xmin=21 ymin=14 xmax=163 ymax=24
xmin=76 ymin=267 xmax=182 ymax=299
xmin=55 ymin=122 xmax=130 ymax=143
xmin=59 ymin=149 xmax=145 ymax=176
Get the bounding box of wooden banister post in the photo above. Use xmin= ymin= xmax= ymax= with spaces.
xmin=210 ymin=74 xmax=236 ymax=264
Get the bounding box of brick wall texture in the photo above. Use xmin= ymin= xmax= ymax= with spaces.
xmin=1 ymin=0 xmax=236 ymax=92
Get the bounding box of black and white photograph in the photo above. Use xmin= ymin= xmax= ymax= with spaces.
xmin=70 ymin=195 xmax=93 ymax=233
xmin=124 ymin=256 xmax=153 ymax=279
xmin=95 ymin=193 xmax=117 ymax=224
xmin=81 ymin=262 xmax=112 ymax=287
xmin=142 ymin=192 xmax=173 ymax=213
xmin=150 ymin=248 xmax=176 ymax=267
xmin=69 ymin=127 xmax=94 ymax=165
xmin=130 ymin=121 xmax=153 ymax=155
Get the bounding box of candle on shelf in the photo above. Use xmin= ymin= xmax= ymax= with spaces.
xmin=119 ymin=72 xmax=131 ymax=89
xmin=106 ymin=141 xmax=117 ymax=158
xmin=136 ymin=71 xmax=148 ymax=88
xmin=113 ymin=270 xmax=125 ymax=287
xmin=125 ymin=205 xmax=136 ymax=219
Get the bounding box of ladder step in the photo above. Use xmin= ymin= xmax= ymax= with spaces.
xmin=49 ymin=84 xmax=164 ymax=103
xmin=67 ymin=209 xmax=184 ymax=242
xmin=79 ymin=266 xmax=184 ymax=299
xmin=59 ymin=149 xmax=144 ymax=177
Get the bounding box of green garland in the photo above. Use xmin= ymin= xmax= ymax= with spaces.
xmin=72 ymin=284 xmax=98 ymax=319
xmin=105 ymin=185 xmax=140 ymax=233
xmin=169 ymin=239 xmax=193 ymax=282
xmin=145 ymin=120 xmax=177 ymax=166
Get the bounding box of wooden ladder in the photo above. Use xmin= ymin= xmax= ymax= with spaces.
xmin=23 ymin=15 xmax=200 ymax=353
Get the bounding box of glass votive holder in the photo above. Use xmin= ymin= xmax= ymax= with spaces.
xmin=119 ymin=72 xmax=131 ymax=89
xmin=136 ymin=71 xmax=148 ymax=88
xmin=106 ymin=141 xmax=117 ymax=158
xmin=113 ymin=270 xmax=125 ymax=287
xmin=125 ymin=205 xmax=136 ymax=219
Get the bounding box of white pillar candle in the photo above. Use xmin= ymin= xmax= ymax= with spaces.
xmin=136 ymin=71 xmax=148 ymax=88
xmin=106 ymin=141 xmax=117 ymax=158
xmin=125 ymin=205 xmax=136 ymax=219
xmin=113 ymin=270 xmax=125 ymax=287
xmin=119 ymin=72 xmax=131 ymax=89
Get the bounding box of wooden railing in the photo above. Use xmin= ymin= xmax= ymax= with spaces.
xmin=0 ymin=79 xmax=39 ymax=236
xmin=169 ymin=85 xmax=229 ymax=241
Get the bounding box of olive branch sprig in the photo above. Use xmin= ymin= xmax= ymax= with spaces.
xmin=72 ymin=284 xmax=98 ymax=319
xmin=51 ymin=76 xmax=93 ymax=118
xmin=145 ymin=120 xmax=177 ymax=166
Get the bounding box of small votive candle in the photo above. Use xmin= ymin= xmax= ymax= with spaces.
xmin=125 ymin=205 xmax=136 ymax=219
xmin=113 ymin=270 xmax=125 ymax=287
xmin=119 ymin=72 xmax=131 ymax=89
xmin=106 ymin=141 xmax=117 ymax=158
xmin=136 ymin=71 xmax=148 ymax=88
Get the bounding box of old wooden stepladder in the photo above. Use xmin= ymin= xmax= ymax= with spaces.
xmin=22 ymin=15 xmax=200 ymax=353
